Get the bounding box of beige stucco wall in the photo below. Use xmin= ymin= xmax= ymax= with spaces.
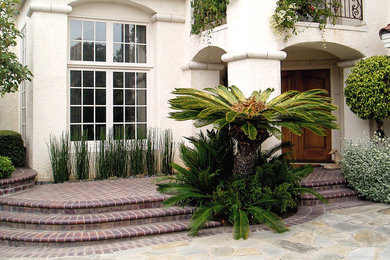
xmin=8 ymin=0 xmax=389 ymax=180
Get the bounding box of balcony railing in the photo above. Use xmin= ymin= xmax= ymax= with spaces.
xmin=328 ymin=0 xmax=363 ymax=20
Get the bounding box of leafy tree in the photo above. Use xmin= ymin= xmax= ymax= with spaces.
xmin=169 ymin=86 xmax=338 ymax=176
xmin=345 ymin=55 xmax=390 ymax=137
xmin=0 ymin=0 xmax=32 ymax=96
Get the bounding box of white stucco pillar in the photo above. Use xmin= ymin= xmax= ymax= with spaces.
xmin=29 ymin=8 xmax=71 ymax=180
xmin=337 ymin=60 xmax=370 ymax=142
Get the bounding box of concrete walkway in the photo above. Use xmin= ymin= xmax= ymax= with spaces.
xmin=4 ymin=202 xmax=389 ymax=260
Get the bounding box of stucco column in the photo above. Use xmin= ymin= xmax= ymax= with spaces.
xmin=337 ymin=60 xmax=370 ymax=142
xmin=28 ymin=7 xmax=71 ymax=180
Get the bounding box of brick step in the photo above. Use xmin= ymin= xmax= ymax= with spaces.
xmin=0 ymin=168 xmax=37 ymax=196
xmin=301 ymin=177 xmax=346 ymax=189
xmin=0 ymin=194 xmax=169 ymax=214
xmin=311 ymin=184 xmax=347 ymax=192
xmin=0 ymin=220 xmax=221 ymax=247
xmin=300 ymin=188 xmax=359 ymax=206
xmin=0 ymin=207 xmax=194 ymax=231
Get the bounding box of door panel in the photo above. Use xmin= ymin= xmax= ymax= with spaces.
xmin=281 ymin=69 xmax=332 ymax=162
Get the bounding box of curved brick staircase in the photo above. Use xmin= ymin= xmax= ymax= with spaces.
xmin=0 ymin=167 xmax=358 ymax=249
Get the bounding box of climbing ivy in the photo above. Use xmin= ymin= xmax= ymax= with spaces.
xmin=191 ymin=0 xmax=230 ymax=35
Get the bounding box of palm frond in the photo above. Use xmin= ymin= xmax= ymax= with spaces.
xmin=233 ymin=209 xmax=250 ymax=239
xmin=189 ymin=204 xmax=226 ymax=236
xmin=248 ymin=206 xmax=288 ymax=233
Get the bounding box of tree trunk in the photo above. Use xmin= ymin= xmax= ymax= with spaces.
xmin=375 ymin=119 xmax=385 ymax=138
xmin=230 ymin=125 xmax=269 ymax=176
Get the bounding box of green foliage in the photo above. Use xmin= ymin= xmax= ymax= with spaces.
xmin=271 ymin=0 xmax=341 ymax=40
xmin=0 ymin=130 xmax=25 ymax=166
xmin=146 ymin=128 xmax=158 ymax=176
xmin=48 ymin=133 xmax=71 ymax=183
xmin=160 ymin=129 xmax=175 ymax=175
xmin=0 ymin=156 xmax=14 ymax=179
xmin=157 ymin=131 xmax=323 ymax=239
xmin=190 ymin=0 xmax=229 ymax=35
xmin=169 ymin=86 xmax=338 ymax=141
xmin=341 ymin=136 xmax=390 ymax=203
xmin=73 ymin=132 xmax=90 ymax=180
xmin=129 ymin=139 xmax=144 ymax=176
xmin=0 ymin=0 xmax=33 ymax=96
xmin=345 ymin=56 xmax=390 ymax=123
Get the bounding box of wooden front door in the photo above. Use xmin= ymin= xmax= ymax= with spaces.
xmin=281 ymin=69 xmax=332 ymax=162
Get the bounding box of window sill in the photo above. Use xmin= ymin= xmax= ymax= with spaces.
xmin=67 ymin=62 xmax=154 ymax=70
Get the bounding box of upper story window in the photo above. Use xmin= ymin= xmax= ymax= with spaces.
xmin=113 ymin=23 xmax=147 ymax=63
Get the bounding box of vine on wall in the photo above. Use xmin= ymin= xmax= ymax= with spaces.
xmin=271 ymin=0 xmax=341 ymax=40
xmin=191 ymin=0 xmax=230 ymax=35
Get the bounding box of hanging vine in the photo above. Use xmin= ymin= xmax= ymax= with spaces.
xmin=271 ymin=0 xmax=342 ymax=41
xmin=191 ymin=0 xmax=230 ymax=35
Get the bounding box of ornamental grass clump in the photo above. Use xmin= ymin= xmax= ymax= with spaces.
xmin=73 ymin=132 xmax=90 ymax=180
xmin=48 ymin=133 xmax=71 ymax=183
xmin=341 ymin=136 xmax=390 ymax=203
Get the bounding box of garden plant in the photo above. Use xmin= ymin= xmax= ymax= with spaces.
xmin=0 ymin=156 xmax=14 ymax=179
xmin=158 ymin=85 xmax=337 ymax=239
xmin=345 ymin=55 xmax=390 ymax=137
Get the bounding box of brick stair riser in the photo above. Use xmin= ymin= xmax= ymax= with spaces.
xmin=0 ymin=183 xmax=36 ymax=196
xmin=0 ymin=201 xmax=165 ymax=214
xmin=0 ymin=214 xmax=192 ymax=231
xmin=0 ymin=178 xmax=35 ymax=189
xmin=300 ymin=195 xmax=359 ymax=206
xmin=311 ymin=184 xmax=346 ymax=192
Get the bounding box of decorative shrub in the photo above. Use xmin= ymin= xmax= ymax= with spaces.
xmin=0 ymin=130 xmax=25 ymax=167
xmin=157 ymin=130 xmax=324 ymax=239
xmin=271 ymin=0 xmax=341 ymax=40
xmin=345 ymin=55 xmax=390 ymax=137
xmin=341 ymin=136 xmax=390 ymax=203
xmin=0 ymin=156 xmax=15 ymax=179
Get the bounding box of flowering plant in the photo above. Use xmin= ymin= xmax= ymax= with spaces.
xmin=271 ymin=0 xmax=341 ymax=40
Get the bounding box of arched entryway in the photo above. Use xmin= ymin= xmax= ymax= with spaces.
xmin=281 ymin=42 xmax=364 ymax=162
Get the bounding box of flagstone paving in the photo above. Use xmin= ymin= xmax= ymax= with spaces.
xmin=1 ymin=202 xmax=389 ymax=259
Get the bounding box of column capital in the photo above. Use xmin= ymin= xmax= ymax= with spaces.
xmin=337 ymin=59 xmax=362 ymax=68
xmin=221 ymin=50 xmax=287 ymax=63
xmin=182 ymin=61 xmax=224 ymax=71
xmin=151 ymin=14 xmax=186 ymax=24
xmin=27 ymin=3 xmax=72 ymax=17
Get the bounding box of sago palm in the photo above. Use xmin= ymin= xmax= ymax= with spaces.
xmin=169 ymin=85 xmax=338 ymax=175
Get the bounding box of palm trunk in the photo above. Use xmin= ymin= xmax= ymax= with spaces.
xmin=375 ymin=119 xmax=385 ymax=138
xmin=230 ymin=125 xmax=269 ymax=176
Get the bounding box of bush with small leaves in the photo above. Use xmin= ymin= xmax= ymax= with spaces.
xmin=0 ymin=156 xmax=15 ymax=179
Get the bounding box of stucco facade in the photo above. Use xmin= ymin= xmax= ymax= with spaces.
xmin=0 ymin=0 xmax=389 ymax=180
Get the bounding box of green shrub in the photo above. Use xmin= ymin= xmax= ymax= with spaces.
xmin=48 ymin=133 xmax=71 ymax=183
xmin=341 ymin=136 xmax=390 ymax=203
xmin=157 ymin=130 xmax=324 ymax=239
xmin=0 ymin=130 xmax=25 ymax=167
xmin=0 ymin=156 xmax=15 ymax=179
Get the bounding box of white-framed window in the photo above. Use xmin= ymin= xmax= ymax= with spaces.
xmin=68 ymin=18 xmax=148 ymax=141
xmin=20 ymin=26 xmax=27 ymax=141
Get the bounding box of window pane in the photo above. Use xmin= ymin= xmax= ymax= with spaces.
xmin=70 ymin=125 xmax=82 ymax=141
xmin=70 ymin=89 xmax=81 ymax=105
xmin=125 ymin=124 xmax=135 ymax=139
xmin=96 ymin=124 xmax=106 ymax=140
xmin=95 ymin=22 xmax=106 ymax=41
xmin=83 ymin=71 xmax=94 ymax=87
xmin=124 ymin=44 xmax=135 ymax=63
xmin=70 ymin=41 xmax=81 ymax=60
xmin=137 ymin=107 xmax=146 ymax=122
xmin=125 ymin=72 xmax=135 ymax=88
xmin=83 ymin=125 xmax=94 ymax=140
xmin=83 ymin=107 xmax=94 ymax=123
xmin=95 ymin=43 xmax=106 ymax=62
xmin=113 ymin=23 xmax=123 ymax=42
xmin=136 ymin=45 xmax=146 ymax=63
xmin=71 ymin=107 xmax=81 ymax=123
xmin=113 ymin=107 xmax=123 ymax=122
xmin=137 ymin=124 xmax=147 ymax=139
xmin=70 ymin=20 xmax=82 ymax=40
xmin=83 ymin=89 xmax=94 ymax=105
xmin=125 ymin=107 xmax=135 ymax=122
xmin=137 ymin=90 xmax=146 ymax=105
xmin=113 ymin=90 xmax=123 ymax=105
xmin=136 ymin=26 xmax=146 ymax=44
xmin=137 ymin=73 xmax=147 ymax=88
xmin=113 ymin=44 xmax=123 ymax=62
xmin=125 ymin=90 xmax=135 ymax=105
xmin=125 ymin=24 xmax=135 ymax=43
xmin=83 ymin=21 xmax=94 ymax=41
xmin=95 ymin=107 xmax=106 ymax=123
xmin=70 ymin=71 xmax=81 ymax=87
xmin=113 ymin=72 xmax=123 ymax=88
xmin=83 ymin=42 xmax=94 ymax=61
xmin=95 ymin=71 xmax=106 ymax=87
xmin=96 ymin=89 xmax=106 ymax=105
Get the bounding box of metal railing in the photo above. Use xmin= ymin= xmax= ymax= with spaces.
xmin=328 ymin=0 xmax=363 ymax=20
